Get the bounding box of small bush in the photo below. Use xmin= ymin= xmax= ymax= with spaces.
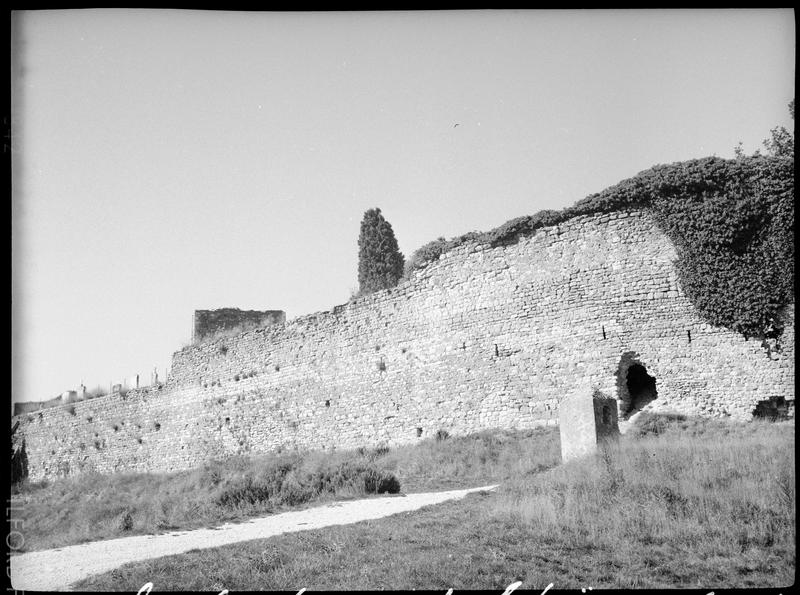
xmin=213 ymin=454 xmax=401 ymax=510
xmin=435 ymin=429 xmax=450 ymax=442
xmin=113 ymin=509 xmax=134 ymax=532
xmin=361 ymin=467 xmax=401 ymax=494
xmin=404 ymin=231 xmax=482 ymax=274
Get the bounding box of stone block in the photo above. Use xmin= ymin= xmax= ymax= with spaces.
xmin=559 ymin=385 xmax=620 ymax=463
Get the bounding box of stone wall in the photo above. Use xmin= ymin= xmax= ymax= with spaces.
xmin=13 ymin=397 xmax=62 ymax=417
xmin=13 ymin=210 xmax=794 ymax=481
xmin=193 ymin=308 xmax=285 ymax=343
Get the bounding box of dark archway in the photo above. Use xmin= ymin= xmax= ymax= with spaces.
xmin=753 ymin=396 xmax=791 ymax=420
xmin=626 ymin=364 xmax=657 ymax=412
xmin=616 ymin=352 xmax=658 ymax=419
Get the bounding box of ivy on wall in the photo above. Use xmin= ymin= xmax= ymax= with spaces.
xmin=405 ymin=155 xmax=794 ymax=339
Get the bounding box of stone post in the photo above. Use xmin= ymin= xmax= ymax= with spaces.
xmin=559 ymin=384 xmax=620 ymax=463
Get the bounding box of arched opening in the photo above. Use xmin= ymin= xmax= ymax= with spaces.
xmin=616 ymin=352 xmax=658 ymax=419
xmin=626 ymin=364 xmax=657 ymax=412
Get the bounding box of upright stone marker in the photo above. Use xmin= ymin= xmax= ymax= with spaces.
xmin=559 ymin=385 xmax=620 ymax=463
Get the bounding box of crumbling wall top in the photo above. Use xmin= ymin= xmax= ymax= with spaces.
xmin=193 ymin=308 xmax=285 ymax=343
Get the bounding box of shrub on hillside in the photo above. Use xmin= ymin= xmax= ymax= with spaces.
xmin=404 ymin=231 xmax=482 ymax=274
xmin=213 ymin=454 xmax=400 ymax=510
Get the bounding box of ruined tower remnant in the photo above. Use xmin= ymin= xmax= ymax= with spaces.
xmin=559 ymin=385 xmax=620 ymax=463
xmin=192 ymin=308 xmax=286 ymax=343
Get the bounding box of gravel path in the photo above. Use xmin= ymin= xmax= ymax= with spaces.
xmin=11 ymin=484 xmax=497 ymax=592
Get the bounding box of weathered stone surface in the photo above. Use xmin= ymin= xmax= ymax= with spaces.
xmin=12 ymin=211 xmax=795 ymax=481
xmin=193 ymin=308 xmax=285 ymax=343
xmin=559 ymin=385 xmax=620 ymax=463
xmin=593 ymin=392 xmax=620 ymax=446
xmin=559 ymin=385 xmax=597 ymax=462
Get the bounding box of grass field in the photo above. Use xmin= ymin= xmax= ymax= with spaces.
xmin=72 ymin=414 xmax=795 ymax=591
xmin=13 ymin=426 xmax=559 ymax=552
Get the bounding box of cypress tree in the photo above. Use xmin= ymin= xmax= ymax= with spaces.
xmin=357 ymin=208 xmax=405 ymax=295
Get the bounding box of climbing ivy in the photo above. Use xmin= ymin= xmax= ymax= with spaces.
xmin=645 ymin=157 xmax=794 ymax=339
xmin=403 ymin=231 xmax=482 ymax=275
xmin=405 ymin=155 xmax=794 ymax=339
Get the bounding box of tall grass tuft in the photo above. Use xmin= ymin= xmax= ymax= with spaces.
xmin=380 ymin=426 xmax=561 ymax=491
xmin=493 ymin=414 xmax=795 ymax=583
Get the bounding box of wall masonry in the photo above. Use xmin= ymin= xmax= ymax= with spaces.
xmin=193 ymin=308 xmax=286 ymax=343
xmin=13 ymin=210 xmax=795 ymax=481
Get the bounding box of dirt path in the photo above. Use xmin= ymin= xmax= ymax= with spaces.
xmin=11 ymin=484 xmax=497 ymax=592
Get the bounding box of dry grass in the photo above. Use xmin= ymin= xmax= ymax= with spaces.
xmin=494 ymin=414 xmax=795 ymax=587
xmin=13 ymin=427 xmax=559 ymax=553
xmin=12 ymin=450 xmax=399 ymax=552
xmin=73 ymin=415 xmax=794 ymax=591
xmin=378 ymin=426 xmax=560 ymax=492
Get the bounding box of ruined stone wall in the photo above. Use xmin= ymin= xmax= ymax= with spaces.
xmin=193 ymin=308 xmax=285 ymax=343
xmin=13 ymin=397 xmax=62 ymax=417
xmin=13 ymin=210 xmax=794 ymax=481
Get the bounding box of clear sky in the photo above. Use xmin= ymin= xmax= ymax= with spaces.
xmin=11 ymin=9 xmax=795 ymax=405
